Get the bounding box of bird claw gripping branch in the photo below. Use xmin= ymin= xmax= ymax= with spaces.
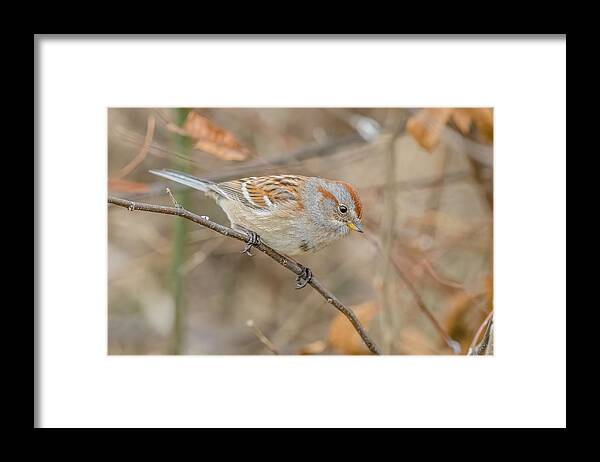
xmin=295 ymin=266 xmax=313 ymax=289
xmin=241 ymin=230 xmax=262 ymax=257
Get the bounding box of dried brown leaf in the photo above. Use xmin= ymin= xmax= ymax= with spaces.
xmin=442 ymin=275 xmax=493 ymax=353
xmin=451 ymin=108 xmax=494 ymax=143
xmin=470 ymin=108 xmax=494 ymax=143
xmin=406 ymin=108 xmax=452 ymax=152
xmin=167 ymin=111 xmax=251 ymax=161
xmin=450 ymin=109 xmax=474 ymax=135
xmin=407 ymin=108 xmax=494 ymax=151
xmin=485 ymin=273 xmax=493 ymax=309
xmin=297 ymin=340 xmax=328 ymax=355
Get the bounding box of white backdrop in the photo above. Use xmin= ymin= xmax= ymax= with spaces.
xmin=37 ymin=36 xmax=566 ymax=428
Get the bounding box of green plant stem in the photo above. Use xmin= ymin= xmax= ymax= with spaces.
xmin=168 ymin=108 xmax=192 ymax=355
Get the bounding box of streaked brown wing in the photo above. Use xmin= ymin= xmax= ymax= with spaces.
xmin=217 ymin=175 xmax=306 ymax=211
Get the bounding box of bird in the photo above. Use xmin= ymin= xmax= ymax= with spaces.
xmin=149 ymin=169 xmax=364 ymax=288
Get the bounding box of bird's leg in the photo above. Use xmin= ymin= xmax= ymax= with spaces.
xmin=281 ymin=254 xmax=313 ymax=289
xmin=238 ymin=227 xmax=261 ymax=257
xmin=295 ymin=265 xmax=313 ymax=289
xmin=235 ymin=226 xmax=311 ymax=288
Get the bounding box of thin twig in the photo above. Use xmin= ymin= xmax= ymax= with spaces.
xmin=419 ymin=258 xmax=464 ymax=290
xmin=390 ymin=256 xmax=461 ymax=354
xmin=364 ymin=232 xmax=460 ymax=354
xmin=111 ymin=115 xmax=156 ymax=180
xmin=180 ymin=239 xmax=222 ymax=275
xmin=483 ymin=324 xmax=494 ymax=355
xmin=246 ymin=320 xmax=279 ymax=355
xmin=116 ymin=123 xmax=365 ymax=182
xmin=467 ymin=310 xmax=494 ymax=355
xmin=475 ymin=319 xmax=493 ymax=355
xmin=108 ymin=196 xmax=381 ymax=355
xmin=165 ymin=187 xmax=181 ymax=209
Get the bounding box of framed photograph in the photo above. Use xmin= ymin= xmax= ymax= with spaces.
xmin=35 ymin=35 xmax=566 ymax=428
xmin=107 ymin=107 xmax=493 ymax=357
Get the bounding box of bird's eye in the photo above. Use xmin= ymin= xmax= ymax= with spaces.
xmin=338 ymin=204 xmax=348 ymax=214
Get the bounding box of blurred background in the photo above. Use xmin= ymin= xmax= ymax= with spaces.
xmin=108 ymin=108 xmax=493 ymax=355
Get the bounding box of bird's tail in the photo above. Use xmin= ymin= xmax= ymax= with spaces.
xmin=149 ymin=169 xmax=215 ymax=193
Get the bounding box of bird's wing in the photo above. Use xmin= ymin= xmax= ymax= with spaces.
xmin=217 ymin=175 xmax=307 ymax=212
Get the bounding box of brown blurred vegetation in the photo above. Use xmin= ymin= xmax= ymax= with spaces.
xmin=108 ymin=108 xmax=493 ymax=355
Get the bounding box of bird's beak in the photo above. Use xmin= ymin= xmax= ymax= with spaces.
xmin=347 ymin=220 xmax=364 ymax=233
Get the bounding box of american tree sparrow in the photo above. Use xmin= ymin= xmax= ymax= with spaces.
xmin=150 ymin=169 xmax=364 ymax=288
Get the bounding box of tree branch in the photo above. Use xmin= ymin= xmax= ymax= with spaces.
xmin=108 ymin=196 xmax=381 ymax=355
xmin=246 ymin=319 xmax=279 ymax=355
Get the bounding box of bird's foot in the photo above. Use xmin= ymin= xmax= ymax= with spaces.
xmin=295 ymin=266 xmax=313 ymax=289
xmin=241 ymin=230 xmax=261 ymax=256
